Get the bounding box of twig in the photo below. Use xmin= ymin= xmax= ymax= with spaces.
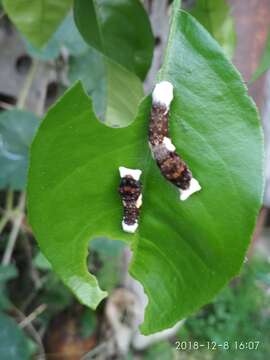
xmin=22 ymin=232 xmax=42 ymax=289
xmin=81 ymin=342 xmax=112 ymax=360
xmin=6 ymin=189 xmax=14 ymax=211
xmin=19 ymin=304 xmax=47 ymax=329
xmin=0 ymin=189 xmax=15 ymax=234
xmin=1 ymin=192 xmax=25 ymax=265
xmin=13 ymin=306 xmax=46 ymax=359
xmin=0 ymin=214 xmax=10 ymax=234
xmin=1 ymin=56 xmax=39 ymax=262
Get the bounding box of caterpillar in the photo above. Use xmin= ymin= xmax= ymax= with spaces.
xmin=149 ymin=81 xmax=201 ymax=200
xmin=118 ymin=167 xmax=142 ymax=233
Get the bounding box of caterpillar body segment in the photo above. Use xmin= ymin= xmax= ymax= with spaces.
xmin=149 ymin=81 xmax=201 ymax=200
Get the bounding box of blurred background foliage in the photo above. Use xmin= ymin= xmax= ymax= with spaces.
xmin=0 ymin=0 xmax=270 ymax=359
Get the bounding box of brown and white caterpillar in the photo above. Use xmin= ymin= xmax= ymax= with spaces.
xmin=118 ymin=167 xmax=142 ymax=233
xmin=149 ymin=81 xmax=201 ymax=200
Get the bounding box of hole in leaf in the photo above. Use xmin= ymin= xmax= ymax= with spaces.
xmin=155 ymin=36 xmax=161 ymax=46
xmin=87 ymin=238 xmax=126 ymax=292
xmin=15 ymin=54 xmax=32 ymax=75
xmin=0 ymin=92 xmax=17 ymax=111
xmin=45 ymin=82 xmax=59 ymax=109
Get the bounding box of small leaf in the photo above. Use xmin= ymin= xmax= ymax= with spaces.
xmin=0 ymin=312 xmax=31 ymax=360
xmin=190 ymin=0 xmax=236 ymax=59
xmin=28 ymin=8 xmax=263 ymax=335
xmin=0 ymin=264 xmax=18 ymax=283
xmin=79 ymin=308 xmax=96 ymax=338
xmin=250 ymin=29 xmax=270 ymax=83
xmin=0 ymin=265 xmax=18 ymax=310
xmin=145 ymin=342 xmax=175 ymax=360
xmin=74 ymin=0 xmax=154 ymax=79
xmin=0 ymin=110 xmax=39 ymax=190
xmin=24 ymin=13 xmax=89 ymax=60
xmin=69 ymin=47 xmax=144 ymax=126
xmin=3 ymin=0 xmax=73 ymax=48
xmin=33 ymin=251 xmax=52 ymax=271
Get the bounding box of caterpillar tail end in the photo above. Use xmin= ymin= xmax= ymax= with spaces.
xmin=122 ymin=221 xmax=138 ymax=234
xmin=179 ymin=178 xmax=201 ymax=201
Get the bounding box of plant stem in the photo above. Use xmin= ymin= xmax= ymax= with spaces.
xmin=6 ymin=188 xmax=14 ymax=211
xmin=1 ymin=57 xmax=40 ymax=263
xmin=13 ymin=306 xmax=46 ymax=359
xmin=0 ymin=214 xmax=10 ymax=234
xmin=17 ymin=58 xmax=39 ymax=110
xmin=2 ymin=193 xmax=26 ymax=266
xmin=0 ymin=189 xmax=14 ymax=234
xmin=19 ymin=303 xmax=47 ymax=329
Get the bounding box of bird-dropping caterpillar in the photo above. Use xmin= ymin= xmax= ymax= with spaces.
xmin=118 ymin=167 xmax=142 ymax=233
xmin=149 ymin=81 xmax=201 ymax=200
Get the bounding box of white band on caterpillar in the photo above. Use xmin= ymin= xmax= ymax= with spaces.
xmin=152 ymin=81 xmax=174 ymax=109
xmin=162 ymin=136 xmax=176 ymax=152
xmin=118 ymin=167 xmax=142 ymax=234
xmin=179 ymin=178 xmax=201 ymax=201
xmin=122 ymin=221 xmax=138 ymax=234
xmin=119 ymin=166 xmax=142 ymax=181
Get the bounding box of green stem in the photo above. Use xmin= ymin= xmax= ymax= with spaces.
xmin=159 ymin=0 xmax=182 ymax=80
xmin=0 ymin=189 xmax=14 ymax=234
xmin=1 ymin=51 xmax=39 ymax=264
xmin=2 ymin=193 xmax=26 ymax=266
xmin=0 ymin=214 xmax=10 ymax=234
xmin=17 ymin=59 xmax=39 ymax=110
xmin=6 ymin=189 xmax=14 ymax=211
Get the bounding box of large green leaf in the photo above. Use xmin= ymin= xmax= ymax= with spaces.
xmin=3 ymin=0 xmax=73 ymax=48
xmin=74 ymin=0 xmax=154 ymax=80
xmin=250 ymin=28 xmax=270 ymax=83
xmin=0 ymin=110 xmax=39 ymax=190
xmin=69 ymin=47 xmax=144 ymax=125
xmin=190 ymin=0 xmax=236 ymax=59
xmin=28 ymin=9 xmax=263 ymax=334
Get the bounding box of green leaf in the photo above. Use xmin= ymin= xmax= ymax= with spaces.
xmin=0 ymin=312 xmax=31 ymax=360
xmin=250 ymin=28 xmax=270 ymax=83
xmin=0 ymin=264 xmax=18 ymax=283
xmin=24 ymin=13 xmax=89 ymax=61
xmin=145 ymin=342 xmax=175 ymax=360
xmin=74 ymin=0 xmax=154 ymax=79
xmin=28 ymin=8 xmax=263 ymax=335
xmin=79 ymin=308 xmax=96 ymax=338
xmin=33 ymin=251 xmax=52 ymax=271
xmin=0 ymin=264 xmax=18 ymax=310
xmin=68 ymin=47 xmax=144 ymax=126
xmin=3 ymin=0 xmax=73 ymax=48
xmin=190 ymin=0 xmax=236 ymax=59
xmin=0 ymin=110 xmax=39 ymax=190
